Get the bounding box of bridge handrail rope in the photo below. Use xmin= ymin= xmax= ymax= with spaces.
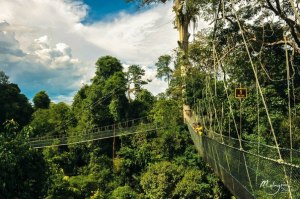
xmin=29 ymin=116 xmax=160 ymax=148
xmin=187 ymin=113 xmax=300 ymax=167
xmin=31 ymin=127 xmax=161 ymax=149
xmin=29 ymin=116 xmax=150 ymax=141
xmin=208 ymin=132 xmax=300 ymax=169
xmin=208 ymin=130 xmax=300 ymax=155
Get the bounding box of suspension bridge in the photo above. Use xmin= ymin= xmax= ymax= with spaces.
xmin=185 ymin=111 xmax=300 ymax=199
xmin=29 ymin=117 xmax=160 ymax=148
xmin=28 ymin=112 xmax=300 ymax=199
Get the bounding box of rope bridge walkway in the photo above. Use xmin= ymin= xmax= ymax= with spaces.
xmin=29 ymin=118 xmax=160 ymax=149
xmin=186 ymin=114 xmax=300 ymax=199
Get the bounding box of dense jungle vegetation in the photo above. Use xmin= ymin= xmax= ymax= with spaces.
xmin=0 ymin=54 xmax=232 ymax=198
xmin=1 ymin=0 xmax=300 ymax=198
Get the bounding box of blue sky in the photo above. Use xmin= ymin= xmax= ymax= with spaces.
xmin=0 ymin=0 xmax=204 ymax=103
xmin=81 ymin=0 xmax=140 ymax=23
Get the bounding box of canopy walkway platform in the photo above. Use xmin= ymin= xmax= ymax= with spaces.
xmin=186 ymin=113 xmax=300 ymax=199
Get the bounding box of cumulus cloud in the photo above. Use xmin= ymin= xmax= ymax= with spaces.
xmin=0 ymin=21 xmax=25 ymax=57
xmin=0 ymin=22 xmax=91 ymax=100
xmin=30 ymin=35 xmax=79 ymax=69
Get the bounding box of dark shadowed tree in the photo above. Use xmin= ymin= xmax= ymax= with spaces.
xmin=0 ymin=72 xmax=33 ymax=127
xmin=0 ymin=120 xmax=49 ymax=199
xmin=33 ymin=90 xmax=51 ymax=109
xmin=0 ymin=70 xmax=9 ymax=84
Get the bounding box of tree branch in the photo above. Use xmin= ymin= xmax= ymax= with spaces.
xmin=264 ymin=0 xmax=300 ymax=48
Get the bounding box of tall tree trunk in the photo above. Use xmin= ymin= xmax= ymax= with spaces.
xmin=174 ymin=0 xmax=191 ymax=121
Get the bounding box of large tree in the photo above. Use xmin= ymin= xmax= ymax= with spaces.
xmin=126 ymin=64 xmax=148 ymax=102
xmin=127 ymin=0 xmax=204 ymax=119
xmin=0 ymin=71 xmax=33 ymax=128
xmin=155 ymin=54 xmax=173 ymax=85
xmin=94 ymin=55 xmax=123 ymax=83
xmin=33 ymin=90 xmax=51 ymax=109
xmin=74 ymin=56 xmax=128 ymax=128
xmin=30 ymin=102 xmax=74 ymax=137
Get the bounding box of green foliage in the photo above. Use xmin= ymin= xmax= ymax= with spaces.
xmin=46 ymin=178 xmax=81 ymax=199
xmin=150 ymin=98 xmax=182 ymax=126
xmin=33 ymin=90 xmax=51 ymax=109
xmin=90 ymin=189 xmax=106 ymax=199
xmin=111 ymin=185 xmax=138 ymax=199
xmin=155 ymin=55 xmax=173 ymax=85
xmin=67 ymin=175 xmax=99 ymax=198
xmin=0 ymin=82 xmax=33 ymax=128
xmin=152 ymin=128 xmax=187 ymax=160
xmin=129 ymin=89 xmax=155 ymax=118
xmin=127 ymin=65 xmax=148 ymax=101
xmin=0 ymin=70 xmax=9 ymax=84
xmin=94 ymin=55 xmax=123 ymax=82
xmin=140 ymin=161 xmax=184 ymax=199
xmin=173 ymin=169 xmax=209 ymax=198
xmin=0 ymin=120 xmax=49 ymax=199
xmin=30 ymin=102 xmax=74 ymax=137
xmin=73 ymin=56 xmax=128 ymax=133
xmin=29 ymin=108 xmax=54 ymax=137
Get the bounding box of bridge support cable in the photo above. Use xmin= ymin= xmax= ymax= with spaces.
xmin=230 ymin=0 xmax=282 ymax=161
xmin=255 ymin=58 xmax=261 ymax=185
xmin=113 ymin=124 xmax=116 ymax=162
xmin=229 ymin=2 xmax=296 ymax=197
xmin=210 ymin=42 xmax=256 ymax=193
xmin=285 ymin=33 xmax=295 ymax=194
xmin=212 ymin=45 xmax=241 ymax=147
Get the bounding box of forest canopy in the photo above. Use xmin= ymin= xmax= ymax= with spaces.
xmin=1 ymin=0 xmax=300 ymax=198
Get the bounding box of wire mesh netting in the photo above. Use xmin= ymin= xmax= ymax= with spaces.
xmin=186 ymin=118 xmax=300 ymax=199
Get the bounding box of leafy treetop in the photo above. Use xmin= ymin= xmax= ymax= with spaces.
xmin=33 ymin=90 xmax=51 ymax=109
xmin=94 ymin=56 xmax=123 ymax=83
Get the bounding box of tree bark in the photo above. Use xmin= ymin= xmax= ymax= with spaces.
xmin=174 ymin=0 xmax=191 ymax=121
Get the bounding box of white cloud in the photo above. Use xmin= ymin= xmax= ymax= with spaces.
xmin=0 ymin=21 xmax=25 ymax=56
xmin=30 ymin=36 xmax=79 ymax=69
xmin=0 ymin=22 xmax=91 ymax=100
xmin=142 ymin=65 xmax=167 ymax=95
xmin=78 ymin=3 xmax=178 ymax=65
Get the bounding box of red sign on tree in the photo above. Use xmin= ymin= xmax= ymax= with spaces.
xmin=235 ymin=88 xmax=247 ymax=98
